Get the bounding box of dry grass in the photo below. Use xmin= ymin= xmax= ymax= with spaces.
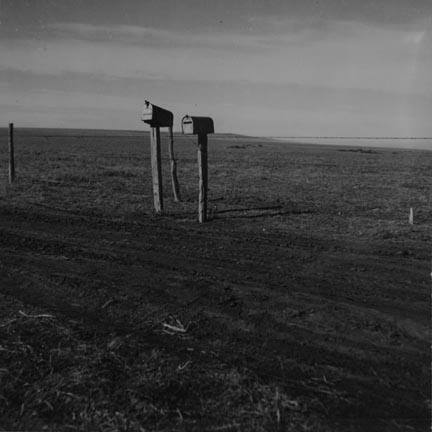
xmin=0 ymin=304 xmax=328 ymax=432
xmin=0 ymin=129 xmax=430 ymax=431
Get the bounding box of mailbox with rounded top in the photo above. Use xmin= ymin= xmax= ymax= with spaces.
xmin=141 ymin=100 xmax=173 ymax=127
xmin=181 ymin=115 xmax=214 ymax=135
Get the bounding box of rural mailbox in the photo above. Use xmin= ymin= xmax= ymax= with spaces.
xmin=141 ymin=100 xmax=173 ymax=128
xmin=182 ymin=115 xmax=215 ymax=223
xmin=141 ymin=100 xmax=180 ymax=214
xmin=181 ymin=116 xmax=214 ymax=136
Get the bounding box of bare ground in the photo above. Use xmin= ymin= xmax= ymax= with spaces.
xmin=0 ymin=129 xmax=430 ymax=431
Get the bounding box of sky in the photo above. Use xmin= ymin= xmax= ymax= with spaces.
xmin=1 ymin=0 xmax=431 ymax=137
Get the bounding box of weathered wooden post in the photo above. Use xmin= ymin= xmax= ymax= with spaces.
xmin=168 ymin=126 xmax=181 ymax=202
xmin=141 ymin=101 xmax=174 ymax=214
xmin=181 ymin=115 xmax=214 ymax=223
xmin=8 ymin=123 xmax=15 ymax=184
xmin=409 ymin=207 xmax=414 ymax=225
xmin=150 ymin=125 xmax=163 ymax=213
xmin=197 ymin=133 xmax=208 ymax=222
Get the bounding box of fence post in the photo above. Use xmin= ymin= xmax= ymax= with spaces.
xmin=8 ymin=123 xmax=15 ymax=184
xmin=197 ymin=133 xmax=208 ymax=223
xmin=168 ymin=126 xmax=181 ymax=202
xmin=150 ymin=126 xmax=163 ymax=213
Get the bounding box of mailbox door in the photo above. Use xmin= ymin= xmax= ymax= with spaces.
xmin=181 ymin=116 xmax=194 ymax=134
xmin=181 ymin=116 xmax=214 ymax=135
xmin=141 ymin=103 xmax=154 ymax=124
xmin=142 ymin=102 xmax=173 ymax=127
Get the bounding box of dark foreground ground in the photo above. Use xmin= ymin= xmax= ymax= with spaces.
xmin=0 ymin=128 xmax=430 ymax=431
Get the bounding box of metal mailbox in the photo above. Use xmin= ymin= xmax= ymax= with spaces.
xmin=141 ymin=100 xmax=173 ymax=127
xmin=181 ymin=115 xmax=214 ymax=135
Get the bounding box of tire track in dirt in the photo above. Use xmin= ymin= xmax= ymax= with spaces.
xmin=0 ymin=206 xmax=428 ymax=327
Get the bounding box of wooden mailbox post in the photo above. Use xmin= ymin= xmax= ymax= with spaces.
xmin=181 ymin=115 xmax=214 ymax=223
xmin=141 ymin=101 xmax=180 ymax=213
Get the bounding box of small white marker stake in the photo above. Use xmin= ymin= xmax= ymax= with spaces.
xmin=409 ymin=207 xmax=414 ymax=225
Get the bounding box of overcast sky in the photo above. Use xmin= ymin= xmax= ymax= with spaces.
xmin=1 ymin=0 xmax=431 ymax=136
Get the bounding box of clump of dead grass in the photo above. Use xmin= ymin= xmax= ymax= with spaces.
xmin=0 ymin=310 xmax=326 ymax=431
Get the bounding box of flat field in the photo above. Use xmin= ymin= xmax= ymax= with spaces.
xmin=0 ymin=128 xmax=430 ymax=431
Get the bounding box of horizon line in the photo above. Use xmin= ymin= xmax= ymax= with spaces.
xmin=272 ymin=136 xmax=432 ymax=140
xmin=1 ymin=126 xmax=431 ymax=140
